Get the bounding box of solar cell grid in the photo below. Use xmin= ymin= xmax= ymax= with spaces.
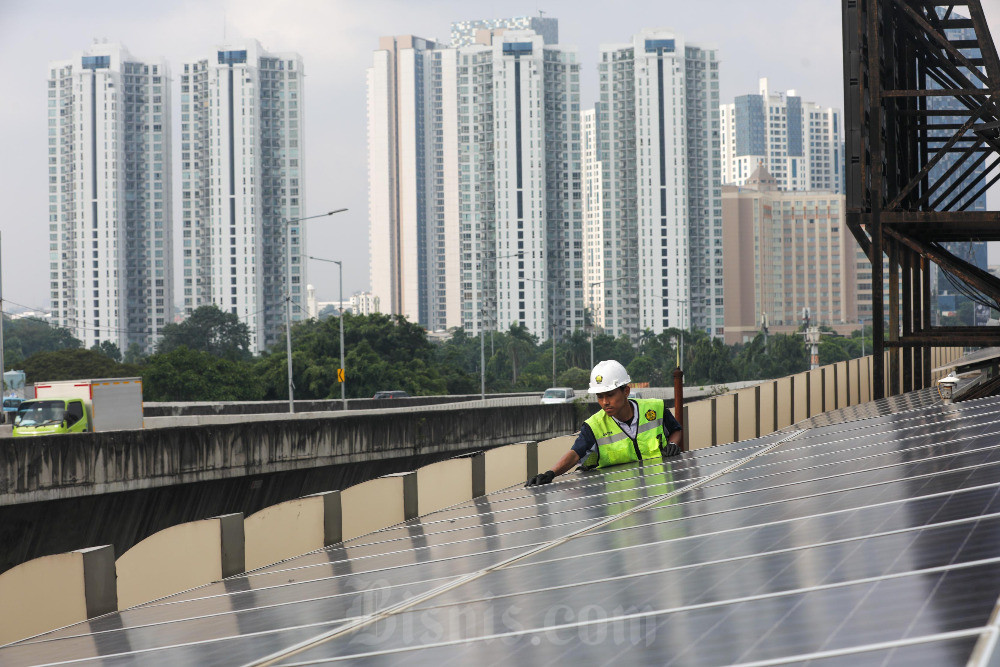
xmin=2 ymin=394 xmax=1000 ymax=666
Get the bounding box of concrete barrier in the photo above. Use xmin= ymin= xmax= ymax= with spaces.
xmin=116 ymin=513 xmax=244 ymax=610
xmin=715 ymin=394 xmax=736 ymax=446
xmin=686 ymin=401 xmax=713 ymax=450
xmin=244 ymin=491 xmax=341 ymax=571
xmin=537 ymin=435 xmax=576 ymax=472
xmin=736 ymin=387 xmax=758 ymax=441
xmin=416 ymin=457 xmax=475 ymax=516
xmin=340 ymin=473 xmax=417 ymax=542
xmin=0 ymin=403 xmax=576 ymax=506
xmin=0 ymin=545 xmax=116 ymax=645
xmin=484 ymin=441 xmax=536 ymax=493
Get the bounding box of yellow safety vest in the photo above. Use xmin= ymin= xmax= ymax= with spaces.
xmin=581 ymin=398 xmax=667 ymax=469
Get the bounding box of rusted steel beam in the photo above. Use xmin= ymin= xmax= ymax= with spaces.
xmin=885 ymin=94 xmax=997 ymax=210
xmin=865 ymin=211 xmax=1000 ymax=224
xmin=966 ymin=2 xmax=1000 ymax=84
xmin=894 ymin=0 xmax=990 ymax=87
xmin=918 ymin=139 xmax=986 ymax=206
xmin=883 ymin=88 xmax=998 ymax=97
xmin=930 ymin=149 xmax=993 ymax=209
xmin=882 ymin=227 xmax=1000 ymax=301
xmin=886 ymin=331 xmax=1000 ymax=347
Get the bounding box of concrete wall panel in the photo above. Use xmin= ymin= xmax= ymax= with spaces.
xmin=341 ymin=475 xmax=413 ymax=542
xmin=860 ymin=357 xmax=871 ymax=403
xmin=714 ymin=395 xmax=736 ymax=446
xmin=417 ymin=458 xmax=472 ymax=516
xmin=687 ymin=402 xmax=713 ymax=450
xmin=759 ymin=382 xmax=776 ymax=435
xmin=792 ymin=372 xmax=809 ymax=423
xmin=776 ymin=377 xmax=793 ymax=428
xmin=538 ymin=435 xmax=576 ymax=472
xmin=0 ymin=545 xmax=115 ymax=645
xmin=809 ymin=370 xmax=823 ymax=416
xmin=835 ymin=362 xmax=848 ymax=408
xmin=736 ymin=387 xmax=758 ymax=441
xmin=848 ymin=359 xmax=860 ymax=406
xmin=116 ymin=513 xmax=244 ymax=610
xmin=244 ymin=492 xmax=340 ymax=571
xmin=484 ymin=442 xmax=531 ymax=493
xmin=824 ymin=366 xmax=836 ymax=411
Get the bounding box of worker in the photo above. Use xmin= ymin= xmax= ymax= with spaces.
xmin=525 ymin=359 xmax=682 ymax=487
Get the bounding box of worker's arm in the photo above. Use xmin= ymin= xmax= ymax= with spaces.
xmin=524 ymin=449 xmax=580 ymax=487
xmin=525 ymin=425 xmax=596 ymax=487
xmin=661 ymin=409 xmax=683 ymax=457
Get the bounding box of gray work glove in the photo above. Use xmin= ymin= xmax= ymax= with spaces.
xmin=662 ymin=441 xmax=681 ymax=458
xmin=525 ymin=470 xmax=556 ymax=487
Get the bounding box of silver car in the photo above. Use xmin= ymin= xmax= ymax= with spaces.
xmin=541 ymin=387 xmax=576 ymax=404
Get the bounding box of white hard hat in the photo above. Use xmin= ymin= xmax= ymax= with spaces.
xmin=589 ymin=360 xmax=631 ymax=394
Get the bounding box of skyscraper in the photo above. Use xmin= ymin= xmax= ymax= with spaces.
xmin=180 ymin=40 xmax=305 ymax=352
xmin=459 ymin=30 xmax=584 ymax=340
xmin=367 ymin=35 xmax=460 ymax=331
xmin=367 ymin=23 xmax=583 ymax=340
xmin=48 ymin=42 xmax=173 ymax=353
xmin=722 ymin=166 xmax=857 ymax=344
xmin=720 ymin=78 xmax=843 ymax=193
xmin=450 ymin=15 xmax=558 ymax=47
xmin=591 ymin=29 xmax=722 ymax=339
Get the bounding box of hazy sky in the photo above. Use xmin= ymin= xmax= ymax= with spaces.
xmin=1 ymin=0 xmax=997 ymax=314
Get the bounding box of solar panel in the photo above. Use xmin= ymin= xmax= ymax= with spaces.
xmin=3 ymin=393 xmax=1000 ymax=666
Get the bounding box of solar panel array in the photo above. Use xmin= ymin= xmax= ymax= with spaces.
xmin=4 ymin=392 xmax=1000 ymax=666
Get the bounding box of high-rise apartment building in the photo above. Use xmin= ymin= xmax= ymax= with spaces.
xmin=48 ymin=42 xmax=173 ymax=353
xmin=720 ymin=78 xmax=843 ymax=193
xmin=721 ymin=167 xmax=857 ymax=344
xmin=367 ymin=35 xmax=460 ymax=331
xmin=450 ymin=15 xmax=558 ymax=47
xmin=180 ymin=40 xmax=305 ymax=352
xmin=368 ymin=23 xmax=584 ymax=340
xmin=459 ymin=31 xmax=584 ymax=340
xmin=591 ymin=29 xmax=722 ymax=340
xmin=582 ymin=108 xmax=606 ymax=331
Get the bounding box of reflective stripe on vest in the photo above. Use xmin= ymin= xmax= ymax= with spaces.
xmin=584 ymin=398 xmax=667 ymax=469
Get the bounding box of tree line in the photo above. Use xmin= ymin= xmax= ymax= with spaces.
xmin=3 ymin=306 xmax=874 ymax=401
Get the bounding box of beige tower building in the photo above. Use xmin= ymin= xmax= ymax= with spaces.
xmin=722 ymin=167 xmax=858 ymax=345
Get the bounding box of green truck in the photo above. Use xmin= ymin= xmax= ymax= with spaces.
xmin=12 ymin=378 xmax=144 ymax=437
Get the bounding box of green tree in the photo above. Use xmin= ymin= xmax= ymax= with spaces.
xmin=22 ymin=348 xmax=139 ymax=384
xmin=142 ymin=348 xmax=264 ymax=401
xmin=157 ymin=305 xmax=252 ymax=361
xmin=123 ymin=343 xmax=147 ymax=365
xmin=734 ymin=333 xmax=808 ymax=380
xmin=686 ymin=334 xmax=738 ymax=385
xmin=256 ymin=313 xmax=449 ymax=399
xmin=90 ymin=340 xmax=122 ymax=363
xmin=3 ymin=318 xmax=81 ymax=368
xmin=556 ymin=366 xmax=590 ymax=389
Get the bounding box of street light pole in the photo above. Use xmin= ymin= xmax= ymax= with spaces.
xmin=308 ymin=254 xmax=349 ymax=410
xmin=285 ymin=208 xmax=347 ymax=414
xmin=337 ymin=259 xmax=346 ymax=411
xmin=479 ymin=251 xmax=523 ymax=401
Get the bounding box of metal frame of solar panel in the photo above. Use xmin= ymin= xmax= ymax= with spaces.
xmin=3 ymin=392 xmax=1000 ymax=666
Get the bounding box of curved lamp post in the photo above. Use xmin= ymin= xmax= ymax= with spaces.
xmin=285 ymin=208 xmax=347 ymax=413
xmin=309 ymin=255 xmax=347 ymax=411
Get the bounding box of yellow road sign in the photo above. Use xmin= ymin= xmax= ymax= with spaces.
xmin=337 ymin=369 xmax=345 ymax=382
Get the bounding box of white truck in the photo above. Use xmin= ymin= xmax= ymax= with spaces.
xmin=12 ymin=378 xmax=144 ymax=437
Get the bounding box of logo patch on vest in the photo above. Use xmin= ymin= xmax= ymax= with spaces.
xmin=595 ymin=374 xmax=603 ymax=383
xmin=645 ymin=409 xmax=657 ymax=421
